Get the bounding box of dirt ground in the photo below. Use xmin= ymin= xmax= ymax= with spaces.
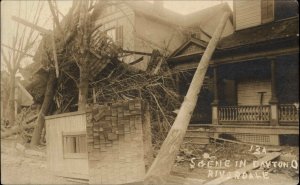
xmin=1 ymin=136 xmax=76 ymax=184
xmin=1 ymin=137 xmax=299 ymax=185
xmin=172 ymin=142 xmax=299 ymax=185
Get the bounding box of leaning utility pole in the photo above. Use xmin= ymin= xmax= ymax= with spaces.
xmin=145 ymin=11 xmax=230 ymax=181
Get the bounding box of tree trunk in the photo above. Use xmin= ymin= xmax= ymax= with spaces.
xmin=78 ymin=62 xmax=89 ymax=111
xmin=8 ymin=73 xmax=16 ymax=127
xmin=77 ymin=1 xmax=91 ymax=111
xmin=145 ymin=12 xmax=230 ymax=180
xmin=30 ymin=70 xmax=56 ymax=146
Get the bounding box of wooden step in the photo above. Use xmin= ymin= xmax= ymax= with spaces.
xmin=184 ymin=136 xmax=210 ymax=144
xmin=186 ymin=130 xmax=209 ymax=137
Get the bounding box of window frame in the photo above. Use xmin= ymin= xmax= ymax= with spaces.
xmin=104 ymin=26 xmax=123 ymax=48
xmin=62 ymin=131 xmax=88 ymax=159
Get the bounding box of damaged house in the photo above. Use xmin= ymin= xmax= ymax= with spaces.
xmin=41 ymin=2 xmax=235 ymax=183
xmin=168 ymin=0 xmax=299 ymax=146
xmin=10 ymin=0 xmax=298 ymax=184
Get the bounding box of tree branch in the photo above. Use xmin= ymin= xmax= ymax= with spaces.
xmin=47 ymin=0 xmax=64 ymax=35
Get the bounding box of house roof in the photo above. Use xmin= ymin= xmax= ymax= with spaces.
xmin=124 ymin=1 xmax=183 ymax=26
xmin=218 ymin=16 xmax=299 ymax=49
xmin=168 ymin=16 xmax=299 ymax=66
xmin=120 ymin=1 xmax=232 ymax=29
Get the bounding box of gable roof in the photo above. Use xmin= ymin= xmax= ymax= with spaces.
xmin=124 ymin=2 xmax=234 ymax=38
xmin=168 ymin=38 xmax=208 ymax=58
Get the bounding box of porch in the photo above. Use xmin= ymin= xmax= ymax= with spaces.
xmin=178 ymin=57 xmax=299 ymax=146
xmin=217 ymin=104 xmax=299 ymax=126
xmin=211 ymin=56 xmax=299 ymax=128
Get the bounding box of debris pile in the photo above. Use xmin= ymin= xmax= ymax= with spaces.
xmin=3 ymin=1 xmax=181 ymax=144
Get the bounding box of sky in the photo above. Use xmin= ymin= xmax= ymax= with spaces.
xmin=1 ymin=0 xmax=232 ymax=70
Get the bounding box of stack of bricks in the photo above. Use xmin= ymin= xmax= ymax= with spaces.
xmin=86 ymin=99 xmax=149 ymax=184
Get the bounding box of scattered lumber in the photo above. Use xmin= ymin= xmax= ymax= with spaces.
xmin=203 ymin=152 xmax=281 ymax=185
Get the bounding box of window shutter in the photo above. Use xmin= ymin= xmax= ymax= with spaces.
xmin=116 ymin=26 xmax=123 ymax=48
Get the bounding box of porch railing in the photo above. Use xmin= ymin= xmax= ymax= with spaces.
xmin=218 ymin=105 xmax=270 ymax=123
xmin=279 ymin=104 xmax=299 ymax=122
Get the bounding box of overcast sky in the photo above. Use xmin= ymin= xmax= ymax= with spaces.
xmin=1 ymin=0 xmax=232 ymax=70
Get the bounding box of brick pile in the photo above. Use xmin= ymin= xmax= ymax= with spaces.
xmin=86 ymin=99 xmax=151 ymax=184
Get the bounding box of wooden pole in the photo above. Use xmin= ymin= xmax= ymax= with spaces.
xmin=12 ymin=16 xmax=51 ymax=34
xmin=145 ymin=12 xmax=230 ymax=180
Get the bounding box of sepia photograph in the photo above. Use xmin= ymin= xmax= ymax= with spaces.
xmin=1 ymin=0 xmax=299 ymax=184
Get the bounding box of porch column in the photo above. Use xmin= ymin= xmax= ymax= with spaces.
xmin=211 ymin=66 xmax=219 ymax=125
xmin=269 ymin=58 xmax=279 ymax=126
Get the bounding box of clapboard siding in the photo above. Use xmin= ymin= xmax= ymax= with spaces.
xmin=237 ymin=80 xmax=271 ymax=105
xmin=235 ymin=0 xmax=262 ymax=30
xmin=46 ymin=112 xmax=88 ymax=179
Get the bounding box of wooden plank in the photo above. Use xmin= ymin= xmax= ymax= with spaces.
xmin=210 ymin=136 xmax=261 ymax=146
xmin=203 ymin=152 xmax=281 ymax=185
xmin=45 ymin=111 xmax=86 ymax=120
xmin=128 ymin=56 xmax=144 ymax=65
xmin=122 ymin=49 xmax=153 ymax=56
xmin=188 ymin=124 xmax=299 ymax=135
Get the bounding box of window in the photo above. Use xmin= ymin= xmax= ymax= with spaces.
xmin=63 ymin=131 xmax=87 ymax=159
xmin=261 ymin=0 xmax=274 ymax=24
xmin=105 ymin=26 xmax=123 ymax=47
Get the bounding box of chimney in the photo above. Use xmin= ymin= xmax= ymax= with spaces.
xmin=153 ymin=1 xmax=164 ymax=13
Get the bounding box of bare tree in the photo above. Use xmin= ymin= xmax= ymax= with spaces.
xmin=1 ymin=1 xmax=44 ymax=127
xmin=31 ymin=0 xmax=98 ymax=145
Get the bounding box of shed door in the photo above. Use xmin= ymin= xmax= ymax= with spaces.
xmin=237 ymin=80 xmax=271 ymax=105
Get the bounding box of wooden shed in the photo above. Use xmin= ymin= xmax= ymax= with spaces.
xmin=45 ymin=99 xmax=153 ymax=184
xmin=45 ymin=111 xmax=89 ymax=179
